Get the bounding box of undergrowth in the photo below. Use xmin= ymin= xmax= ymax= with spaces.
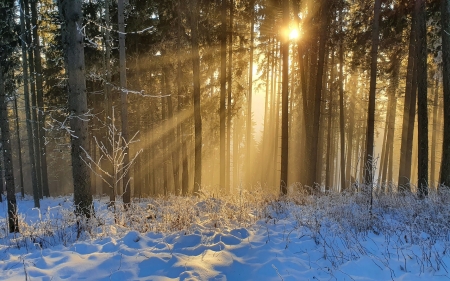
xmin=1 ymin=186 xmax=450 ymax=276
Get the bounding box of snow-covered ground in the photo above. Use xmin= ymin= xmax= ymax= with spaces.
xmin=1 ymin=190 xmax=450 ymax=280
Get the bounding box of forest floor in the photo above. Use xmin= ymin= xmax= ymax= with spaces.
xmin=1 ymin=188 xmax=450 ymax=280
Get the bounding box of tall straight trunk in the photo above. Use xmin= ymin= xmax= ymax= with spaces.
xmin=0 ymin=68 xmax=18 ymax=233
xmin=263 ymin=40 xmax=277 ymax=185
xmin=399 ymin=9 xmax=417 ymax=190
xmin=272 ymin=67 xmax=281 ymax=187
xmin=325 ymin=51 xmax=335 ymax=190
xmin=220 ymin=0 xmax=227 ymax=190
xmin=13 ymin=96 xmax=25 ymax=198
xmin=379 ymin=109 xmax=390 ymax=186
xmin=380 ymin=110 xmax=391 ymax=186
xmin=58 ymin=0 xmax=92 ymax=217
xmin=338 ymin=26 xmax=346 ymax=191
xmin=104 ymin=0 xmax=114 ymax=201
xmin=261 ymin=36 xmax=272 ymax=184
xmin=364 ymin=0 xmax=382 ymax=186
xmin=346 ymin=74 xmax=356 ymax=187
xmin=233 ymin=117 xmax=239 ymax=187
xmin=161 ymin=96 xmax=168 ymax=195
xmin=20 ymin=0 xmax=39 ymax=207
xmin=118 ymin=0 xmax=131 ymax=203
xmin=416 ymin=0 xmax=428 ymax=197
xmin=330 ymin=111 xmax=337 ymax=189
xmin=192 ymin=0 xmax=202 ymax=193
xmin=150 ymin=102 xmax=156 ymax=195
xmin=226 ymin=0 xmax=234 ymax=191
xmin=430 ymin=76 xmax=439 ymax=186
xmin=164 ymin=68 xmax=180 ymax=195
xmin=176 ymin=0 xmax=188 ymax=195
xmin=31 ymin=0 xmax=49 ymax=197
xmin=247 ymin=0 xmax=255 ymax=185
xmin=25 ymin=0 xmax=42 ymax=199
xmin=405 ymin=64 xmax=418 ymax=189
xmin=280 ymin=0 xmax=289 ymax=194
xmin=134 ymin=46 xmax=142 ymax=198
xmin=440 ymin=0 xmax=450 ymax=188
xmin=317 ymin=56 xmax=328 ymax=186
xmin=309 ymin=1 xmax=330 ymax=189
xmin=386 ymin=61 xmax=400 ymax=185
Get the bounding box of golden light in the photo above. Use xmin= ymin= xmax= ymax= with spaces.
xmin=289 ymin=28 xmax=299 ymax=40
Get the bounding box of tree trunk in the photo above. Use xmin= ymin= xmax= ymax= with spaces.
xmin=118 ymin=0 xmax=131 ymax=204
xmin=398 ymin=8 xmax=417 ymax=190
xmin=338 ymin=24 xmax=346 ymax=191
xmin=227 ymin=0 xmax=234 ymax=191
xmin=247 ymin=0 xmax=255 ymax=185
xmin=20 ymin=0 xmax=39 ymax=207
xmin=220 ymin=0 xmax=227 ymax=190
xmin=345 ymin=74 xmax=356 ymax=188
xmin=192 ymin=0 xmax=202 ymax=193
xmin=0 ymin=68 xmax=18 ymax=233
xmin=386 ymin=59 xmax=400 ymax=186
xmin=364 ymin=0 xmax=382 ymax=187
xmin=309 ymin=1 xmax=330 ymax=189
xmin=103 ymin=0 xmax=114 ymax=201
xmin=379 ymin=108 xmax=390 ymax=187
xmin=440 ymin=0 xmax=450 ymax=188
xmin=161 ymin=96 xmax=168 ymax=196
xmin=31 ymin=0 xmax=50 ymax=197
xmin=430 ymin=76 xmax=439 ymax=187
xmin=325 ymin=51 xmax=335 ymax=190
xmin=58 ymin=0 xmax=92 ymax=217
xmin=280 ymin=0 xmax=289 ymax=195
xmin=416 ymin=0 xmax=428 ymax=197
xmin=13 ymin=95 xmax=25 ymax=198
xmin=25 ymin=0 xmax=42 ymax=199
xmin=405 ymin=64 xmax=418 ymax=189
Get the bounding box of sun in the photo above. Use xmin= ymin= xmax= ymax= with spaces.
xmin=289 ymin=28 xmax=300 ymax=40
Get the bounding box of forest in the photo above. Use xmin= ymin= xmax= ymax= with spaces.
xmin=2 ymin=0 xmax=450 ymax=279
xmin=0 ymin=0 xmax=449 ymax=235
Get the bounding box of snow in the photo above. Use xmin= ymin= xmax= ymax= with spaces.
xmin=1 ymin=192 xmax=450 ymax=280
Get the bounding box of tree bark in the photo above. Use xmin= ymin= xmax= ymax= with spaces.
xmin=192 ymin=0 xmax=202 ymax=193
xmin=364 ymin=0 xmax=382 ymax=187
xmin=25 ymin=0 xmax=42 ymax=199
xmin=280 ymin=0 xmax=289 ymax=195
xmin=326 ymin=51 xmax=335 ymax=191
xmin=103 ymin=0 xmax=115 ymax=201
xmin=58 ymin=0 xmax=92 ymax=217
xmin=226 ymin=0 xmax=234 ymax=191
xmin=338 ymin=23 xmax=346 ymax=191
xmin=31 ymin=0 xmax=50 ymax=197
xmin=309 ymin=1 xmax=330 ymax=189
xmin=0 ymin=68 xmax=18 ymax=233
xmin=118 ymin=0 xmax=131 ymax=204
xmin=220 ymin=0 xmax=227 ymax=190
xmin=398 ymin=7 xmax=417 ymax=191
xmin=440 ymin=0 xmax=450 ymax=188
xmin=247 ymin=0 xmax=255 ymax=185
xmin=416 ymin=0 xmax=428 ymax=197
xmin=20 ymin=0 xmax=39 ymax=207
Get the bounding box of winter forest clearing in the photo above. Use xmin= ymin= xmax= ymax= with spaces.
xmin=1 ymin=0 xmax=450 ymax=279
